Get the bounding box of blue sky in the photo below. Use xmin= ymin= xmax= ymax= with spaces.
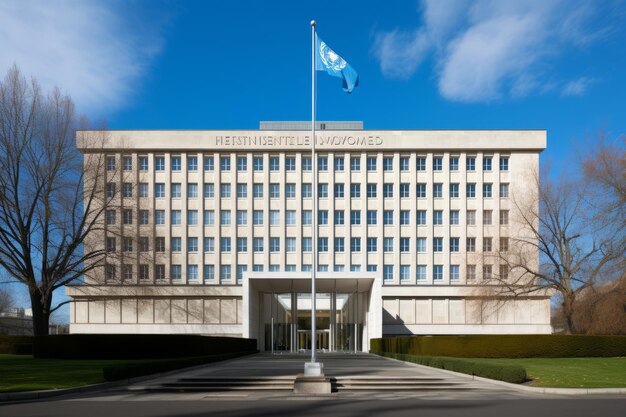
xmin=1 ymin=0 xmax=626 ymax=317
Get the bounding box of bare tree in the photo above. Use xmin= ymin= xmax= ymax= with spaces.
xmin=0 ymin=286 xmax=14 ymax=314
xmin=0 ymin=65 xmax=110 ymax=335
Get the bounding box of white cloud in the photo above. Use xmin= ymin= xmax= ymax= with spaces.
xmin=0 ymin=1 xmax=164 ymax=113
xmin=561 ymin=77 xmax=596 ymax=96
xmin=372 ymin=0 xmax=612 ymax=102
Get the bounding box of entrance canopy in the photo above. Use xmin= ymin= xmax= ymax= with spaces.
xmin=245 ymin=271 xmax=375 ymax=293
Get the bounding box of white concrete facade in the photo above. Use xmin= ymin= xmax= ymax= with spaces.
xmin=67 ymin=125 xmax=552 ymax=351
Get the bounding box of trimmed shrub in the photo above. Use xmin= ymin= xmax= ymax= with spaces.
xmin=102 ymin=352 xmax=252 ymax=381
xmin=374 ymin=351 xmax=527 ymax=384
xmin=370 ymin=335 xmax=626 ymax=358
xmin=0 ymin=335 xmax=33 ymax=354
xmin=33 ymin=334 xmax=257 ymax=359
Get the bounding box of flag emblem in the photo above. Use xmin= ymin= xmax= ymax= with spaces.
xmin=315 ymin=35 xmax=359 ymax=93
xmin=319 ymin=42 xmax=347 ymax=71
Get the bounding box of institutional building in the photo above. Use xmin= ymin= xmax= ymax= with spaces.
xmin=67 ymin=122 xmax=552 ymax=352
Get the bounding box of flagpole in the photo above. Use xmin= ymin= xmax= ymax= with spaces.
xmin=309 ymin=19 xmax=318 ymax=367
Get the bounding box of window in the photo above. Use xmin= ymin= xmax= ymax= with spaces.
xmin=155 ymin=210 xmax=165 ymax=225
xmin=122 ymin=183 xmax=132 ymax=198
xmin=334 ymin=156 xmax=345 ymax=171
xmin=220 ymin=210 xmax=231 ymax=225
xmin=450 ymin=265 xmax=460 ymax=281
xmin=383 ymin=237 xmax=393 ymax=252
xmin=433 ymin=265 xmax=443 ymax=280
xmin=302 ymin=183 xmax=312 ymax=198
xmin=499 ymin=264 xmax=509 ymax=279
xmin=139 ymin=156 xmax=148 ymax=171
xmin=317 ymin=156 xmax=328 ymax=171
xmin=400 ymin=265 xmax=410 ymax=281
xmin=383 ymin=156 xmax=393 ymax=171
xmin=433 ymin=210 xmax=443 ymax=225
xmin=367 ymin=265 xmax=377 ymax=272
xmin=367 ymin=210 xmax=377 ymax=225
xmin=171 ymin=183 xmax=181 ymax=198
xmin=302 ymin=210 xmax=312 ymax=225
xmin=220 ymin=265 xmax=232 ymax=281
xmin=138 ymin=183 xmax=148 ymax=198
xmin=466 ymin=156 xmax=476 ymax=171
xmin=334 ymin=210 xmax=344 ymax=225
xmin=253 ymin=183 xmax=263 ymax=198
xmin=416 ymin=210 xmax=426 ymax=225
xmin=483 ymin=156 xmax=492 ymax=171
xmin=417 ymin=237 xmax=427 ymax=253
xmin=483 ymin=210 xmax=493 ymax=225
xmin=350 ymin=265 xmax=361 ymax=272
xmin=302 ymin=238 xmax=312 ymax=252
xmin=302 ymin=157 xmax=312 ymax=171
xmin=170 ymin=210 xmax=181 ymax=225
xmin=366 ymin=183 xmax=377 ymax=198
xmin=383 ymin=183 xmax=393 ymax=198
xmin=400 ymin=157 xmax=409 ymax=171
xmin=450 ymin=183 xmax=459 ymax=198
xmin=499 ymin=156 xmax=509 ymax=171
xmin=334 ymin=237 xmax=345 ymax=252
xmin=237 ymin=210 xmax=248 ymax=226
xmin=106 ymin=182 xmax=116 ymax=198
xmin=270 ymin=237 xmax=280 ymax=253
xmin=123 ymin=156 xmax=132 ymax=171
xmin=204 ymin=156 xmax=214 ymax=171
xmin=450 ymin=156 xmax=459 ymax=171
xmin=467 ymin=237 xmax=476 ymax=252
xmin=204 ymin=210 xmax=215 ymax=225
xmin=350 ymin=183 xmax=361 ymax=198
xmin=318 ymin=183 xmax=328 ymax=198
xmin=201 ymin=184 xmax=213 ymax=198
xmin=253 ymin=156 xmax=263 ymax=171
xmin=318 ymin=210 xmax=328 ymax=225
xmin=383 ymin=265 xmax=393 ymax=281
xmin=483 ymin=237 xmax=493 ymax=252
xmin=188 ymin=156 xmax=198 ymax=171
xmin=433 ymin=237 xmax=443 ymax=252
xmin=500 ymin=210 xmax=509 ymax=225
xmin=269 ymin=183 xmax=280 ymax=198
xmin=285 ymin=237 xmax=296 ymax=253
xmin=466 ymin=183 xmax=476 ymax=198
xmin=318 ymin=265 xmax=328 ymax=272
xmin=237 ymin=237 xmax=247 ymax=252
xmin=188 ymin=237 xmax=198 ymax=252
xmin=400 ymin=210 xmax=410 ymax=225
xmin=269 ymin=156 xmax=280 ymax=171
xmin=467 ymin=265 xmax=476 ymax=280
xmin=318 ymin=237 xmax=328 ymax=252
xmin=483 ymin=265 xmax=493 ymax=280
xmin=221 ymin=183 xmax=231 ymax=198
xmin=106 ymin=237 xmax=116 ymax=252
xmin=483 ymin=183 xmax=493 ymax=198
xmin=350 ymin=157 xmax=360 ymax=171
xmin=253 ymin=238 xmax=264 ymax=253
xmin=123 ymin=265 xmax=133 ymax=281
xmin=155 ymin=156 xmax=165 ymax=171
xmin=170 ymin=156 xmax=181 ymax=171
xmin=139 ymin=210 xmax=149 ymax=225
xmin=253 ymin=210 xmax=263 ymax=225
xmin=236 ymin=183 xmax=247 ymax=198
xmin=123 ymin=209 xmax=133 ymax=225
xmin=187 ymin=183 xmax=198 ymax=198
xmin=416 ymin=183 xmax=426 ymax=198
xmin=383 ymin=210 xmax=393 ymax=225
xmin=367 ymin=237 xmax=377 ymax=252
xmin=270 ymin=210 xmax=280 ymax=225
xmin=433 ymin=183 xmax=443 ymax=198
xmin=500 ymin=183 xmax=509 ymax=198
xmin=467 ymin=210 xmax=476 ymax=225
xmin=433 ymin=156 xmax=443 ymax=171
xmin=151 ymin=183 xmax=163 ymax=198
xmin=334 ymin=183 xmax=344 ymax=198
xmin=400 ymin=237 xmax=410 ymax=252
xmin=185 ymin=264 xmax=198 ymax=281
xmin=400 ymin=183 xmax=409 ymax=198
xmin=220 ymin=156 xmax=231 ymax=171
xmin=172 ymin=237 xmax=182 ymax=252
xmin=204 ymin=265 xmax=215 ymax=281
xmin=139 ymin=264 xmax=149 ymax=281
xmin=450 ymin=237 xmax=460 ymax=252
xmin=220 ymin=237 xmax=231 ymax=252
xmin=187 ymin=210 xmax=198 ymax=225
xmin=204 ymin=237 xmax=215 ymax=252
xmin=500 ymin=237 xmax=509 ymax=252
xmin=106 ymin=157 xmax=116 ymax=171
xmin=285 ymin=156 xmax=296 ymax=171
xmin=416 ymin=265 xmax=427 ymax=281
xmin=350 ymin=210 xmax=360 ymax=225
xmin=105 ymin=264 xmax=117 ymax=281
xmin=366 ymin=156 xmax=377 ymax=171
xmin=450 ymin=210 xmax=459 ymax=225
xmin=350 ymin=237 xmax=361 ymax=252
xmin=155 ymin=264 xmax=165 ymax=281
xmin=237 ymin=156 xmax=247 ymax=171
xmin=416 ymin=157 xmax=426 ymax=171
xmin=106 ymin=210 xmax=116 ymax=225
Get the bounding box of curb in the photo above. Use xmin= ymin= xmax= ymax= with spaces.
xmin=0 ymin=352 xmax=257 ymax=404
xmin=376 ymin=354 xmax=626 ymax=396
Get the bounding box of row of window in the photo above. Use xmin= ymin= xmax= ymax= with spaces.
xmin=106 ymin=208 xmax=509 ymax=227
xmin=106 ymin=154 xmax=511 ymax=173
xmin=104 ymin=262 xmax=508 ymax=282
xmin=106 ymin=181 xmax=510 ymax=199
xmin=106 ymin=236 xmax=509 ymax=254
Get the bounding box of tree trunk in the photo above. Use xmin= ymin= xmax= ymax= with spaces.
xmin=29 ymin=288 xmax=51 ymax=336
xmin=561 ymin=296 xmax=577 ymax=334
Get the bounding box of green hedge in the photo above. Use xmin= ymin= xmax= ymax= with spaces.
xmin=33 ymin=334 xmax=257 ymax=359
xmin=0 ymin=335 xmax=33 ymax=354
xmin=373 ymin=351 xmax=527 ymax=384
xmin=102 ymin=352 xmax=254 ymax=381
xmin=371 ymin=335 xmax=626 ymax=358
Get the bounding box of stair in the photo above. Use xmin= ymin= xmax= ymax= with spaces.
xmin=330 ymin=376 xmax=476 ymax=391
xmin=145 ymin=377 xmax=295 ymax=392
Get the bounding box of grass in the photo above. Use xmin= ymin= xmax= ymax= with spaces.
xmin=0 ymin=354 xmax=175 ymax=392
xmin=458 ymin=357 xmax=626 ymax=388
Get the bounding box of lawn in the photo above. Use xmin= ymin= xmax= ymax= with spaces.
xmin=0 ymin=354 xmax=159 ymax=392
xmin=462 ymin=357 xmax=626 ymax=388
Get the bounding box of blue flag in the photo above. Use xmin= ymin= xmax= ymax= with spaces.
xmin=315 ymin=34 xmax=359 ymax=93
